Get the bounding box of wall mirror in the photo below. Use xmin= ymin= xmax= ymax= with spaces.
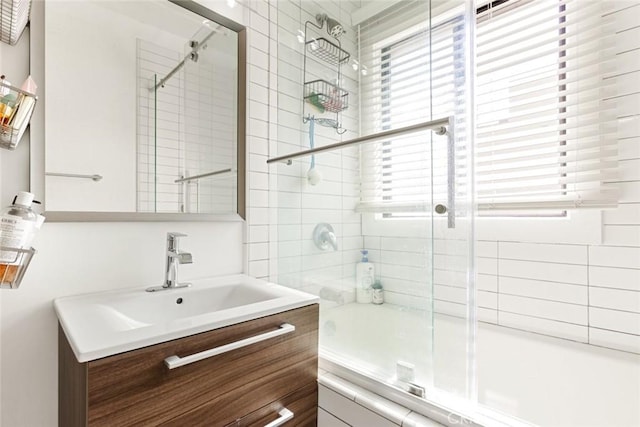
xmin=37 ymin=0 xmax=246 ymax=221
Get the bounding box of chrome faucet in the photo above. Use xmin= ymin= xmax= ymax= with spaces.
xmin=146 ymin=232 xmax=193 ymax=292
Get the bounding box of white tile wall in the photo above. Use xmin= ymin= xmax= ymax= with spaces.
xmin=271 ymin=0 xmax=364 ymax=293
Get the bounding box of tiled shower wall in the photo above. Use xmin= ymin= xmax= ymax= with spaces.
xmin=268 ymin=0 xmax=363 ymax=295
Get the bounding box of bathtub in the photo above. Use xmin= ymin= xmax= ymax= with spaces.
xmin=319 ymin=302 xmax=640 ymax=427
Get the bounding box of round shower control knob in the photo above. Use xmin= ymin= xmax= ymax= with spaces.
xmin=434 ymin=204 xmax=447 ymax=214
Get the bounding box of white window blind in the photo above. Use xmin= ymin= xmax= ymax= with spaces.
xmin=357 ymin=0 xmax=617 ymax=214
xmin=476 ymin=0 xmax=617 ymax=210
xmin=356 ymin=0 xmax=465 ymax=214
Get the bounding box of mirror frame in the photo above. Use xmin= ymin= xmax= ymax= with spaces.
xmin=30 ymin=0 xmax=246 ymax=222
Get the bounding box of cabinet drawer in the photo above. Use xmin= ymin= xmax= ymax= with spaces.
xmin=225 ymin=382 xmax=317 ymax=427
xmin=82 ymin=304 xmax=318 ymax=426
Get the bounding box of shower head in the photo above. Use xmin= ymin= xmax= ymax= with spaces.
xmin=316 ymin=13 xmax=346 ymax=38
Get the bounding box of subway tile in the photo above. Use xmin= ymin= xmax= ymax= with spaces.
xmin=381 ymin=237 xmax=430 ymax=253
xmin=603 ymin=225 xmax=640 ymax=247
xmin=434 ymin=255 xmax=466 ymax=274
xmin=589 ymin=265 xmax=640 ymax=291
xmin=248 ymin=225 xmax=269 ymax=243
xmin=435 ymin=285 xmax=466 ymax=304
xmin=603 ymin=203 xmax=640 ymax=225
xmin=248 ymin=64 xmax=269 ymax=87
xmin=477 ymin=257 xmax=498 ymax=275
xmin=384 ymin=292 xmax=431 ymax=308
xmin=278 ymin=208 xmax=301 ymax=225
xmin=499 ymin=294 xmax=587 ymax=325
xmin=249 ymin=171 xmax=269 ymax=191
xmin=278 ymin=240 xmax=302 ymax=257
xmin=434 ymin=300 xmax=466 ymax=318
xmin=318 ymin=408 xmax=350 ymax=427
xmin=499 ymin=312 xmax=589 ymax=343
xmin=618 ymin=181 xmax=640 ymax=203
xmin=477 ymin=274 xmax=498 ymax=292
xmin=248 ymin=118 xmax=269 ymax=138
xmin=377 ymin=278 xmax=431 ymax=298
xmin=434 ymin=239 xmax=469 ymax=256
xmin=620 ymin=159 xmax=640 ymax=181
xmin=381 ymin=251 xmax=429 ymax=268
xmin=249 ymin=99 xmax=269 ymax=121
xmin=248 ymin=153 xmax=269 ymax=174
xmin=249 ymin=242 xmax=269 ymax=261
xmin=499 ymin=259 xmax=588 ymax=285
xmin=589 ymin=246 xmax=640 ymax=269
xmin=434 ymin=269 xmax=466 ymax=288
xmin=589 ymin=287 xmax=640 ymax=313
xmin=248 ymin=260 xmax=269 ymax=278
xmin=478 ymin=308 xmax=498 ymax=324
xmin=478 ymin=291 xmax=498 ymax=310
xmin=382 ymin=264 xmax=430 ymax=283
xmin=500 ymin=277 xmax=588 ymax=305
xmin=499 ymin=242 xmax=587 ymax=265
xmin=590 ymin=307 xmax=640 ymax=335
xmin=248 ymin=207 xmax=269 ymax=225
xmin=250 ymin=11 xmax=269 ymax=36
xmin=476 ymin=240 xmax=498 ymax=258
xmin=589 ymin=327 xmax=640 ymax=354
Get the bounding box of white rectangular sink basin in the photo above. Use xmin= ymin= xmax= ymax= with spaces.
xmin=54 ymin=274 xmax=318 ymax=362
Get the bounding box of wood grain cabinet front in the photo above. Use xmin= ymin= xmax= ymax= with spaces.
xmin=59 ymin=304 xmax=319 ymax=426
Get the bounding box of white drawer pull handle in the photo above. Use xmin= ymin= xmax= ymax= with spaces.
xmin=164 ymin=323 xmax=295 ymax=369
xmin=264 ymin=408 xmax=294 ymax=427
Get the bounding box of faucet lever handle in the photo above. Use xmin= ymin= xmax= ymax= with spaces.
xmin=167 ymin=232 xmax=188 ymax=251
xmin=167 ymin=232 xmax=187 ymax=239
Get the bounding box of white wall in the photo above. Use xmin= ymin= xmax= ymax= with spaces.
xmin=0 ymin=0 xmax=274 ymax=425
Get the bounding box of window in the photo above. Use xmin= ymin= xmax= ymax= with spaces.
xmin=357 ymin=1 xmax=463 ymax=216
xmin=357 ymin=0 xmax=617 ymax=216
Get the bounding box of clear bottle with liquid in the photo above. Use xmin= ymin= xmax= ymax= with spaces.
xmin=356 ymin=250 xmax=374 ymax=303
xmin=0 ymin=192 xmax=44 ymax=284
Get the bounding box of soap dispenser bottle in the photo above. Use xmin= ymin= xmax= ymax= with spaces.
xmin=356 ymin=250 xmax=375 ymax=303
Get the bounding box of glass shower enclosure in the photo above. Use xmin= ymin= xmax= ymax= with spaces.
xmin=271 ymin=0 xmax=475 ymax=415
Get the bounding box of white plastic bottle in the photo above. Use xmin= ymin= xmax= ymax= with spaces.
xmin=0 ymin=192 xmax=44 ymax=284
xmin=356 ymin=250 xmax=375 ymax=303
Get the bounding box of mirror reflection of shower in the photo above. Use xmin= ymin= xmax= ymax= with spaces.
xmin=136 ymin=19 xmax=238 ymax=214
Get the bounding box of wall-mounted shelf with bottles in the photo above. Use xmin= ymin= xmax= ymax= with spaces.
xmin=302 ymin=15 xmax=350 ymax=134
xmin=0 ymin=79 xmax=37 ymax=150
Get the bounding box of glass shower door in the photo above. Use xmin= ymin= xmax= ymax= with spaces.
xmin=272 ymin=0 xmax=474 ymax=412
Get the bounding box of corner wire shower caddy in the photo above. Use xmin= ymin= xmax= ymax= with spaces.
xmin=302 ymin=15 xmax=350 ymax=134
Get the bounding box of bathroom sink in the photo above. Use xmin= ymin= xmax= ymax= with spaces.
xmin=54 ymin=274 xmax=318 ymax=362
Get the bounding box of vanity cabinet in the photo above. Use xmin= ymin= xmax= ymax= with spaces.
xmin=59 ymin=304 xmax=319 ymax=426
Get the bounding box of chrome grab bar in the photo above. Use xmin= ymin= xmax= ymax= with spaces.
xmin=174 ymin=168 xmax=235 ymax=183
xmin=266 ymin=117 xmax=450 ymax=165
xmin=164 ymin=323 xmax=295 ymax=369
xmin=45 ymin=172 xmax=102 ymax=182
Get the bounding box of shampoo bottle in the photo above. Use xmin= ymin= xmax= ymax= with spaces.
xmin=0 ymin=192 xmax=44 ymax=284
xmin=356 ymin=250 xmax=374 ymax=303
